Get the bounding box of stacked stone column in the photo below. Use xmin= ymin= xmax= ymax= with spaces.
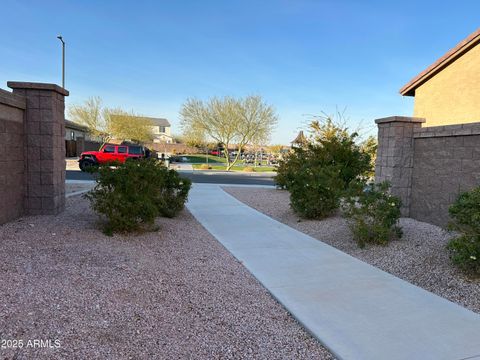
xmin=374 ymin=116 xmax=425 ymax=216
xmin=8 ymin=82 xmax=69 ymax=215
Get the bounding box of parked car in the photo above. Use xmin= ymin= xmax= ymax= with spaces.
xmin=78 ymin=144 xmax=149 ymax=171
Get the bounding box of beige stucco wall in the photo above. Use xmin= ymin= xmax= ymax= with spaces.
xmin=413 ymin=44 xmax=480 ymax=126
xmin=151 ymin=124 xmax=172 ymax=143
xmin=151 ymin=125 xmax=171 ymax=136
xmin=153 ymin=134 xmax=173 ymax=143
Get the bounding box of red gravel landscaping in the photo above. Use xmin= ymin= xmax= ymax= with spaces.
xmin=0 ymin=196 xmax=334 ymax=359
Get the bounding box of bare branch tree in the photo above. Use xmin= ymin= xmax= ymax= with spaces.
xmin=68 ymin=96 xmax=110 ymax=147
xmin=105 ymin=108 xmax=154 ymax=144
xmin=180 ymin=96 xmax=277 ymax=170
xmin=69 ymin=97 xmax=155 ymax=148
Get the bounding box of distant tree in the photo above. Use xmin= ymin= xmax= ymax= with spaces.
xmin=69 ymin=97 xmax=155 ymax=147
xmin=182 ymin=124 xmax=208 ymax=148
xmin=68 ymin=96 xmax=110 ymax=145
xmin=268 ymin=144 xmax=285 ymax=155
xmin=105 ymin=109 xmax=154 ymax=144
xmin=360 ymin=135 xmax=377 ymax=179
xmin=181 ymin=97 xmax=238 ymax=167
xmin=171 ymin=134 xmax=184 ymax=144
xmin=180 ymin=95 xmax=277 ymax=170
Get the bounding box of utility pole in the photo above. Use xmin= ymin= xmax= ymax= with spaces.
xmin=57 ymin=35 xmax=65 ymax=88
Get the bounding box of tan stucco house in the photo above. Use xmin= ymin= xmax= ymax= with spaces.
xmin=148 ymin=117 xmax=173 ymax=144
xmin=400 ymin=28 xmax=480 ymax=126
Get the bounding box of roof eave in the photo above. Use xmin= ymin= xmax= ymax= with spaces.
xmin=399 ymin=28 xmax=480 ymax=97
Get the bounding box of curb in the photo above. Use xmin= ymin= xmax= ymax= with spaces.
xmin=66 ymin=189 xmax=92 ymax=198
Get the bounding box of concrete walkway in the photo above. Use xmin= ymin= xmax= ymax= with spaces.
xmin=186 ymin=183 xmax=480 ymax=360
xmin=170 ymin=162 xmax=194 ymax=171
xmin=65 ymin=179 xmax=95 ymax=198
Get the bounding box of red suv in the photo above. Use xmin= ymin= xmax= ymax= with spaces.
xmin=79 ymin=144 xmax=148 ymax=171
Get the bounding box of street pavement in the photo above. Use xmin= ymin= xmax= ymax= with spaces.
xmin=66 ymin=169 xmax=276 ymax=186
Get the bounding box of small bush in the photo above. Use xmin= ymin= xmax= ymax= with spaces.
xmin=447 ymin=187 xmax=480 ymax=275
xmin=342 ymin=181 xmax=402 ymax=248
xmin=243 ymin=166 xmax=255 ymax=172
xmin=289 ymin=165 xmax=344 ymax=219
xmin=86 ymin=158 xmax=191 ymax=234
xmin=156 ymin=168 xmax=192 ymax=218
xmin=198 ymin=163 xmax=211 ymax=170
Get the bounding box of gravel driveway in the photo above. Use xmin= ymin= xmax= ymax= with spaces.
xmin=223 ymin=187 xmax=480 ymax=314
xmin=0 ymin=196 xmax=334 ymax=360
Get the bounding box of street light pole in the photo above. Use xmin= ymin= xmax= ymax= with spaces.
xmin=57 ymin=35 xmax=65 ymax=88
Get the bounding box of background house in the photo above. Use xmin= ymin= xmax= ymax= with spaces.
xmin=147 ymin=117 xmax=173 ymax=143
xmin=65 ymin=119 xmax=88 ymax=141
xmin=64 ymin=119 xmax=104 ymax=157
xmin=65 ymin=119 xmax=91 ymax=157
xmin=400 ymin=28 xmax=480 ymax=126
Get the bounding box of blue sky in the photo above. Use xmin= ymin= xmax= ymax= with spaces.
xmin=1 ymin=1 xmax=479 ymax=144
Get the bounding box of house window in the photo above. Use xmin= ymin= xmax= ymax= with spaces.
xmin=159 ymin=126 xmax=166 ymax=133
xmin=70 ymin=131 xmax=75 ymax=140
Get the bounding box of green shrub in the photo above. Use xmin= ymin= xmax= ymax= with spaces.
xmin=156 ymin=168 xmax=192 ymax=218
xmin=289 ymin=165 xmax=344 ymax=219
xmin=275 ymin=117 xmax=371 ymax=218
xmin=342 ymin=181 xmax=402 ymax=248
xmin=447 ymin=186 xmax=480 ymax=275
xmin=85 ymin=158 xmax=191 ymax=234
xmin=275 ymin=150 xmax=303 ymax=189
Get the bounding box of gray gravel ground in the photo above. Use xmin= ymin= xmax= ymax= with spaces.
xmin=223 ymin=187 xmax=480 ymax=314
xmin=0 ymin=196 xmax=334 ymax=360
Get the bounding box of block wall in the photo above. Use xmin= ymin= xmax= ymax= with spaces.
xmin=410 ymin=123 xmax=480 ymax=225
xmin=0 ymin=89 xmax=26 ymax=224
xmin=0 ymin=82 xmax=69 ymax=225
xmin=375 ymin=117 xmax=480 ymax=226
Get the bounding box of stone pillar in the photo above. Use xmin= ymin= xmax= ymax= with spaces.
xmin=8 ymin=82 xmax=69 ymax=215
xmin=374 ymin=116 xmax=425 ymax=216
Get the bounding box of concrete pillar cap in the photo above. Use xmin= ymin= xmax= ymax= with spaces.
xmin=375 ymin=116 xmax=425 ymax=124
xmin=7 ymin=81 xmax=69 ymax=96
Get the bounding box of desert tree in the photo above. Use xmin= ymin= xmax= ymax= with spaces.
xmin=69 ymin=97 xmax=155 ymax=147
xmin=105 ymin=108 xmax=154 ymax=144
xmin=180 ymin=95 xmax=277 ymax=170
xmin=360 ymin=135 xmax=377 ymax=179
xmin=181 ymin=96 xmax=238 ymax=169
xmin=234 ymin=96 xmax=277 ymax=168
xmin=68 ymin=96 xmax=110 ymax=146
xmin=268 ymin=144 xmax=285 ymax=155
xmin=182 ymin=122 xmax=208 ymax=148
